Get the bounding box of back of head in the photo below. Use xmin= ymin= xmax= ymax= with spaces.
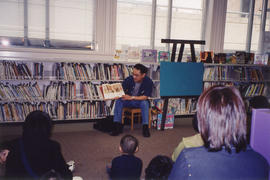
xmin=23 ymin=110 xmax=53 ymax=141
xmin=134 ymin=64 xmax=148 ymax=74
xmin=145 ymin=155 xmax=174 ymax=180
xmin=120 ymin=135 xmax=138 ymax=155
xmin=249 ymin=95 xmax=270 ymax=109
xmin=197 ymin=85 xmax=247 ymax=153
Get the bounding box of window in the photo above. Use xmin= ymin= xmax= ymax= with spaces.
xmin=29 ymin=0 xmax=45 ymax=39
xmin=250 ymin=0 xmax=270 ymax=52
xmin=0 ymin=0 xmax=95 ymax=49
xmin=50 ymin=0 xmax=95 ymax=42
xmin=116 ymin=0 xmax=152 ymax=49
xmin=224 ymin=0 xmax=249 ymax=51
xmin=0 ymin=0 xmax=24 ymax=38
xmin=171 ymin=0 xmax=203 ymax=40
xmin=155 ymin=0 xmax=168 ymax=50
xmin=116 ymin=0 xmax=205 ymax=54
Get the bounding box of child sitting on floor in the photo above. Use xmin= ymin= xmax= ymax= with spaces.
xmin=108 ymin=134 xmax=142 ymax=180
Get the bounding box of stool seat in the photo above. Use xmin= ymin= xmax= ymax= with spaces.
xmin=122 ymin=108 xmax=151 ymax=130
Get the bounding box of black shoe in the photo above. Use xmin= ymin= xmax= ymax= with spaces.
xmin=142 ymin=125 xmax=150 ymax=137
xmin=110 ymin=123 xmax=123 ymax=136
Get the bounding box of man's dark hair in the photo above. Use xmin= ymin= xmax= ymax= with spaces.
xmin=134 ymin=64 xmax=148 ymax=74
xmin=120 ymin=134 xmax=138 ymax=155
xmin=145 ymin=155 xmax=174 ymax=180
xmin=23 ymin=110 xmax=53 ymax=141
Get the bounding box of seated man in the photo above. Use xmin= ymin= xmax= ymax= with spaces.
xmin=111 ymin=64 xmax=153 ymax=137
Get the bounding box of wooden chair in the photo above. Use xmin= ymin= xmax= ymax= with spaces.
xmin=121 ymin=108 xmax=151 ymax=130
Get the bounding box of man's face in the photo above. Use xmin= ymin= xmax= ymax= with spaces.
xmin=133 ymin=68 xmax=145 ymax=83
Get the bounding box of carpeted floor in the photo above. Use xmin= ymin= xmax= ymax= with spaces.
xmin=0 ymin=123 xmax=195 ymax=180
xmin=52 ymin=124 xmax=195 ymax=180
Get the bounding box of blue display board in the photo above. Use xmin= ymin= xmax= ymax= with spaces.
xmin=160 ymin=62 xmax=204 ymax=97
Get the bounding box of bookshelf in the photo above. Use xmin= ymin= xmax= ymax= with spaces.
xmin=203 ymin=63 xmax=270 ymax=99
xmin=0 ymin=60 xmax=160 ymax=123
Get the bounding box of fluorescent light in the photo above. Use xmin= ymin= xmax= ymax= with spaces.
xmin=1 ymin=39 xmax=10 ymax=46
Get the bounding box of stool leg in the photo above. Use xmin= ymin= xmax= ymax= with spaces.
xmin=148 ymin=109 xmax=151 ymax=129
xmin=122 ymin=109 xmax=125 ymax=125
xmin=131 ymin=112 xmax=134 ymax=130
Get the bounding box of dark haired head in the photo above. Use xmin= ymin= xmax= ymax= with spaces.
xmin=249 ymin=95 xmax=270 ymax=109
xmin=134 ymin=64 xmax=148 ymax=74
xmin=145 ymin=155 xmax=174 ymax=180
xmin=197 ymin=85 xmax=247 ymax=153
xmin=23 ymin=110 xmax=53 ymax=141
xmin=120 ymin=135 xmax=138 ymax=155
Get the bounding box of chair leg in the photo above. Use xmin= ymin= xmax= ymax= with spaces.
xmin=121 ymin=109 xmax=125 ymax=125
xmin=138 ymin=114 xmax=141 ymax=124
xmin=148 ymin=109 xmax=151 ymax=129
xmin=131 ymin=112 xmax=134 ymax=130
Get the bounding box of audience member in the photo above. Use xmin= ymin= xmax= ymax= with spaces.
xmin=247 ymin=95 xmax=270 ymax=143
xmin=171 ymin=116 xmax=204 ymax=162
xmin=145 ymin=155 xmax=173 ymax=180
xmin=249 ymin=95 xmax=270 ymax=109
xmin=169 ymin=86 xmax=269 ymax=180
xmin=108 ymin=134 xmax=142 ymax=180
xmin=0 ymin=110 xmax=72 ymax=180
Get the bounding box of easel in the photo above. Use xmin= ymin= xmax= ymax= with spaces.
xmin=160 ymin=39 xmax=205 ymax=130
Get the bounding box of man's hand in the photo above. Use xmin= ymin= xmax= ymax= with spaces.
xmin=0 ymin=149 xmax=9 ymax=164
xmin=122 ymin=95 xmax=133 ymax=100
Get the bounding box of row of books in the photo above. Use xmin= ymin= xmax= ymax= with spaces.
xmin=0 ymin=81 xmax=160 ymax=101
xmin=204 ymin=66 xmax=267 ymax=81
xmin=0 ymin=61 xmax=32 ymax=80
xmin=53 ymin=63 xmax=132 ymax=81
xmin=0 ymin=101 xmax=110 ymax=122
xmin=44 ymin=81 xmax=77 ymax=100
xmin=0 ymin=82 xmax=42 ymax=101
xmin=168 ymin=98 xmax=197 ymax=115
xmin=200 ymin=51 xmax=255 ymax=64
xmin=57 ymin=101 xmax=110 ymax=120
xmin=204 ymin=82 xmax=268 ymax=98
xmin=243 ymin=84 xmax=266 ymax=97
xmin=0 ymin=60 xmax=160 ymax=81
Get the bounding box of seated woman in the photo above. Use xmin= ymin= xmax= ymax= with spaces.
xmin=0 ymin=110 xmax=72 ymax=180
xmin=169 ymin=86 xmax=269 ymax=180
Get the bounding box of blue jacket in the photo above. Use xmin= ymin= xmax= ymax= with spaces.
xmin=122 ymin=75 xmax=153 ymax=97
xmin=110 ymin=154 xmax=143 ymax=180
xmin=169 ymin=145 xmax=269 ymax=180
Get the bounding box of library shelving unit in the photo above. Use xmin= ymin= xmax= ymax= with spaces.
xmin=203 ymin=63 xmax=270 ymax=101
xmin=0 ymin=59 xmax=160 ymax=124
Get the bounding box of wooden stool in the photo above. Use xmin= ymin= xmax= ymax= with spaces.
xmin=121 ymin=108 xmax=151 ymax=130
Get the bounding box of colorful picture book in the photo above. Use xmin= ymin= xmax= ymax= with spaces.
xmin=100 ymin=83 xmax=125 ymax=100
xmin=158 ymin=51 xmax=170 ymax=62
xmin=156 ymin=113 xmax=174 ymax=130
xmin=142 ymin=49 xmax=157 ymax=63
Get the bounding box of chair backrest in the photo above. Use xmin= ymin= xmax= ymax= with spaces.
xmin=250 ymin=108 xmax=270 ymax=179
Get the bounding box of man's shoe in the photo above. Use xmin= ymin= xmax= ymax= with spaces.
xmin=110 ymin=123 xmax=123 ymax=136
xmin=142 ymin=125 xmax=150 ymax=137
